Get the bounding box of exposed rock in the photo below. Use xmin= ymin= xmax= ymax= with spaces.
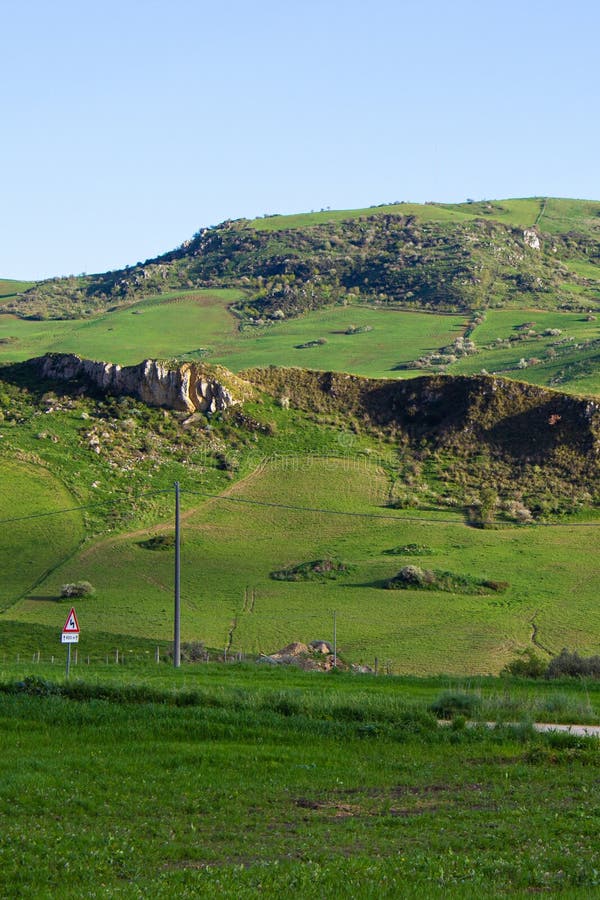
xmin=523 ymin=228 xmax=541 ymax=250
xmin=270 ymin=642 xmax=311 ymax=659
xmin=29 ymin=354 xmax=254 ymax=414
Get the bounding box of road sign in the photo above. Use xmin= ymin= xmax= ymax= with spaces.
xmin=61 ymin=607 xmax=80 ymax=644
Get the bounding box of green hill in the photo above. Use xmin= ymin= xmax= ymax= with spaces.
xmin=0 ymin=358 xmax=599 ymax=673
xmin=3 ymin=197 xmax=600 ymax=322
xmin=1 ymin=197 xmax=600 ymax=671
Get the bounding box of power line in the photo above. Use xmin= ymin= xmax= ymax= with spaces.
xmin=0 ymin=482 xmax=599 ymax=528
xmin=182 ymin=488 xmax=600 ymax=527
xmin=182 ymin=488 xmax=465 ymax=524
xmin=0 ymin=488 xmax=172 ymax=525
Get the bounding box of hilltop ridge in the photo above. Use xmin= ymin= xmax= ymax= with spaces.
xmin=3 ymin=197 xmax=599 ymax=321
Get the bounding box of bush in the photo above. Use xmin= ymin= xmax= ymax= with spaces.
xmin=383 ymin=543 xmax=433 ymax=556
xmin=270 ymin=559 xmax=352 ymax=582
xmin=393 ymin=564 xmax=427 ymax=586
xmin=138 ymin=534 xmax=176 ymax=551
xmin=386 ymin=568 xmax=508 ymax=594
xmin=60 ymin=581 xmax=95 ymax=598
xmin=429 ymin=692 xmax=479 ymax=719
xmin=501 ymin=649 xmax=548 ymax=678
xmin=546 ymin=649 xmax=600 ymax=679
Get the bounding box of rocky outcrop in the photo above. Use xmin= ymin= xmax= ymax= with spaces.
xmin=523 ymin=228 xmax=541 ymax=250
xmin=30 ymin=353 xmax=253 ymax=413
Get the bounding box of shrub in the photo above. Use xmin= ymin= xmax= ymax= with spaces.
xmin=429 ymin=692 xmax=479 ymax=719
xmin=270 ymin=559 xmax=352 ymax=582
xmin=138 ymin=534 xmax=176 ymax=551
xmin=383 ymin=543 xmax=433 ymax=556
xmin=60 ymin=581 xmax=95 ymax=598
xmin=386 ymin=568 xmax=508 ymax=594
xmin=546 ymin=649 xmax=600 ymax=679
xmin=501 ymin=649 xmax=548 ymax=678
xmin=394 ymin=564 xmax=427 ymax=585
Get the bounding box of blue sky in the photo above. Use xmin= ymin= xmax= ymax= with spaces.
xmin=2 ymin=0 xmax=599 ymax=280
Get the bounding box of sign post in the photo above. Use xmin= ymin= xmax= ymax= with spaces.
xmin=61 ymin=607 xmax=80 ymax=678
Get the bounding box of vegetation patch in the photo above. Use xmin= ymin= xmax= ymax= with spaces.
xmin=60 ymin=581 xmax=95 ymax=599
xmin=137 ymin=534 xmax=176 ymax=551
xmin=344 ymin=324 xmax=373 ymax=334
xmin=383 ymin=543 xmax=433 ymax=556
xmin=429 ymin=691 xmax=480 ymax=719
xmin=270 ymin=558 xmax=353 ymax=582
xmin=386 ymin=565 xmax=508 ymax=594
xmin=295 ymin=338 xmax=327 ymax=349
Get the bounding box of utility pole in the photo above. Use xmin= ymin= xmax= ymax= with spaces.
xmin=174 ymin=481 xmax=181 ymax=668
xmin=333 ymin=610 xmax=337 ymax=668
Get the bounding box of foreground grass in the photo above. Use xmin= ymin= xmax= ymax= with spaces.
xmin=1 ymin=668 xmax=600 ymax=897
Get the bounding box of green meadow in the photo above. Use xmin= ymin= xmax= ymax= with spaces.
xmin=250 ymin=197 xmax=546 ymax=232
xmin=250 ymin=196 xmax=600 ymax=236
xmin=1 ymin=668 xmax=600 ymax=897
xmin=449 ymin=308 xmax=600 ymax=394
xmin=0 ymin=461 xmax=84 ymax=612
xmin=3 ymin=284 xmax=600 ymax=393
xmin=0 ymin=289 xmax=467 ymax=377
xmin=0 ymin=278 xmax=35 ymax=298
xmin=3 ymin=457 xmax=599 ymax=675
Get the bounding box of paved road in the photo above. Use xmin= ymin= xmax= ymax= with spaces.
xmin=446 ymin=721 xmax=600 ymax=737
xmin=532 ymin=723 xmax=600 ymax=737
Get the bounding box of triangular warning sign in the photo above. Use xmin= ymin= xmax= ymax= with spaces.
xmin=63 ymin=607 xmax=80 ymax=634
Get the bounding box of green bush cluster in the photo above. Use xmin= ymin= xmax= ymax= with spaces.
xmin=270 ymin=559 xmax=352 ymax=582
xmin=60 ymin=581 xmax=95 ymax=599
xmin=386 ymin=566 xmax=508 ymax=594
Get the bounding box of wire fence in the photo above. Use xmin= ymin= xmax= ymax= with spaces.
xmin=0 ymin=648 xmax=249 ymax=667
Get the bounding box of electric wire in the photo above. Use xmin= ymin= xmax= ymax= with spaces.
xmin=0 ymin=484 xmax=598 ymax=527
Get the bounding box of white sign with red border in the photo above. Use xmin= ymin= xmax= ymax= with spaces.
xmin=61 ymin=607 xmax=80 ymax=644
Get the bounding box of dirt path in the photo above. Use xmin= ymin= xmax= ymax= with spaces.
xmin=78 ymin=459 xmax=269 ymax=563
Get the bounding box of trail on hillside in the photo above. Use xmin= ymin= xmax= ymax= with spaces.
xmin=77 ymin=459 xmax=269 ymax=562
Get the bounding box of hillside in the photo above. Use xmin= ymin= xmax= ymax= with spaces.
xmin=3 ymin=197 xmax=600 ymax=321
xmin=1 ymin=356 xmax=599 ymax=672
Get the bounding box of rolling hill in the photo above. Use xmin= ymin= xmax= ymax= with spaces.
xmin=3 ymin=197 xmax=600 ymax=322
xmin=1 ymin=196 xmax=599 ymax=672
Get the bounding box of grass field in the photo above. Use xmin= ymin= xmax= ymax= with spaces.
xmin=0 ymin=461 xmax=84 ymax=612
xmin=250 ymin=197 xmax=546 ymax=232
xmin=449 ymin=308 xmax=600 ymax=394
xmin=1 ymin=667 xmax=600 ymax=896
xmin=3 ymin=286 xmax=600 ymax=394
xmin=0 ymin=290 xmax=468 ymax=376
xmin=0 ymin=278 xmax=35 ymax=298
xmin=3 ymin=457 xmax=599 ymax=675
xmin=250 ymin=196 xmax=600 ymax=236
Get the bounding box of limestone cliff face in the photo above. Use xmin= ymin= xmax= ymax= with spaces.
xmin=33 ymin=354 xmax=253 ymax=413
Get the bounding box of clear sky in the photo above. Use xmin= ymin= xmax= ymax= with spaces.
xmin=2 ymin=0 xmax=599 ymax=280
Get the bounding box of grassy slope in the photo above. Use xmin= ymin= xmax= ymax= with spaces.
xmin=449 ymin=308 xmax=600 ymax=394
xmin=0 ymin=289 xmax=467 ymax=377
xmin=0 ymin=278 xmax=35 ymax=298
xmin=0 ymin=461 xmax=84 ymax=611
xmin=250 ymin=197 xmax=545 ymax=232
xmin=4 ymin=291 xmax=599 ymax=394
xmin=250 ymin=196 xmax=600 ymax=235
xmin=6 ymin=458 xmax=600 ymax=675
